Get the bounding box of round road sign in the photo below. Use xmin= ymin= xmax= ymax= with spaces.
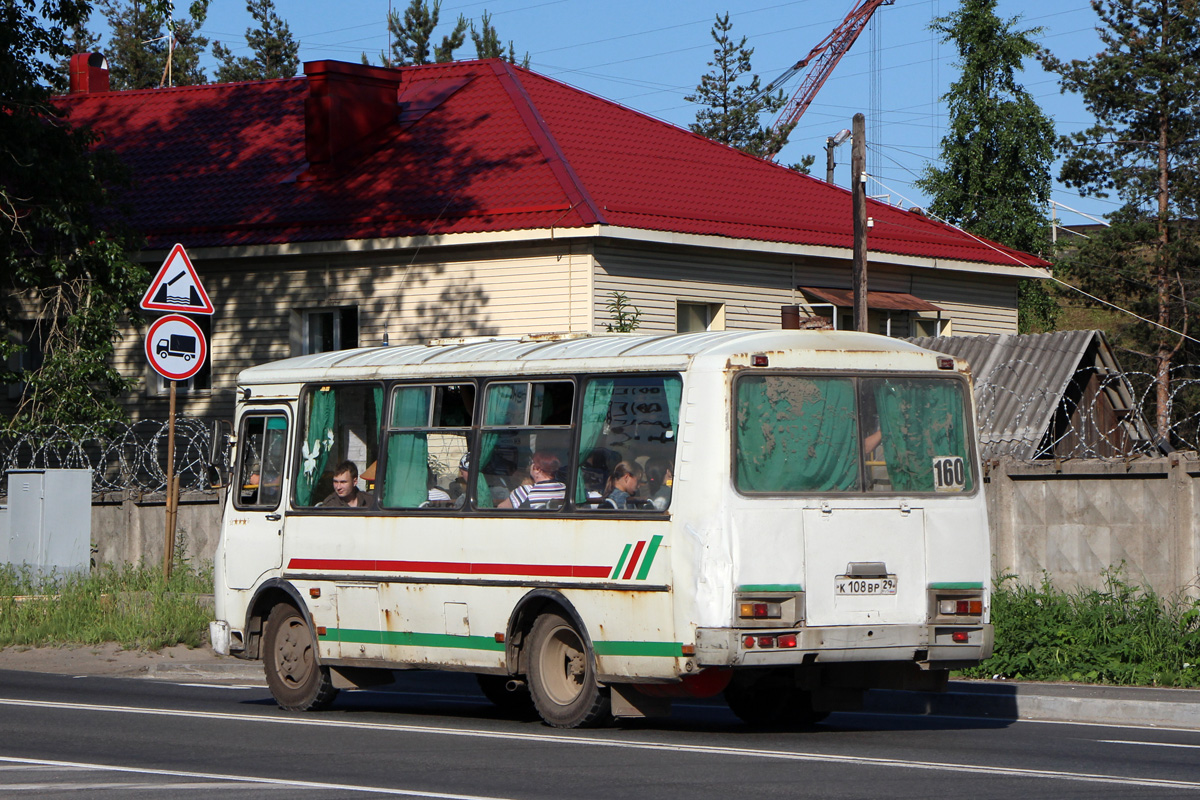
xmin=145 ymin=314 xmax=207 ymax=381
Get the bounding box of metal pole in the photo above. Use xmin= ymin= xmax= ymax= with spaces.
xmin=164 ymin=379 xmax=177 ymax=578
xmin=826 ymin=137 xmax=836 ymax=183
xmin=852 ymin=112 xmax=868 ymax=332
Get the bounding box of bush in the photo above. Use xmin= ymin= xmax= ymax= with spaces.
xmin=0 ymin=556 xmax=213 ymax=650
xmin=962 ymin=567 xmax=1200 ymax=687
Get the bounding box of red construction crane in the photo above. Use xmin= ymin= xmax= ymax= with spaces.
xmin=760 ymin=0 xmax=894 ymax=159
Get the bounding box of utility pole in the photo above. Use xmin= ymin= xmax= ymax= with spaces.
xmin=851 ymin=112 xmax=868 ymax=332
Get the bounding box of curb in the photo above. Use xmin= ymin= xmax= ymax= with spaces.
xmin=142 ymin=659 xmax=264 ymax=683
xmin=866 ymin=681 xmax=1200 ymax=730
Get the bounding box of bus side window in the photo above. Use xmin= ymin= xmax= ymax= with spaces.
xmin=379 ymin=383 xmax=475 ymax=510
xmin=575 ymin=374 xmax=680 ymax=511
xmin=294 ymin=383 xmax=382 ymax=509
xmin=479 ymin=381 xmax=573 ymax=511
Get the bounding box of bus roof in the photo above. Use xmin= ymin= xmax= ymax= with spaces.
xmin=236 ymin=330 xmax=954 ymax=386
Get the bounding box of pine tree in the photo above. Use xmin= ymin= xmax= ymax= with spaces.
xmin=213 ymin=0 xmax=299 ymax=82
xmin=470 ymin=10 xmax=529 ymax=67
xmin=379 ymin=0 xmax=466 ymax=67
xmin=915 ymin=0 xmax=1057 ymax=333
xmin=102 ymin=0 xmax=210 ymax=90
xmin=686 ymin=13 xmax=791 ymax=160
xmin=1 ymin=0 xmax=148 ymax=428
xmin=1041 ymin=0 xmax=1200 ymax=439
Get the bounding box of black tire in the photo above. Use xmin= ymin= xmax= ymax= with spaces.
xmin=724 ymin=671 xmax=825 ymax=728
xmin=263 ymin=603 xmax=338 ymax=711
xmin=526 ymin=611 xmax=610 ymax=728
xmin=476 ymin=674 xmax=537 ymax=719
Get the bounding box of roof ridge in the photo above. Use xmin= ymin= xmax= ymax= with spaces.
xmin=488 ymin=60 xmax=605 ymax=226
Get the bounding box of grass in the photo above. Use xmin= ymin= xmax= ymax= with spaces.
xmin=961 ymin=567 xmax=1200 ymax=687
xmin=0 ymin=555 xmax=213 ymax=651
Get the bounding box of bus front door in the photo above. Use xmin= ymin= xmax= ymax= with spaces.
xmin=224 ymin=412 xmax=289 ymax=590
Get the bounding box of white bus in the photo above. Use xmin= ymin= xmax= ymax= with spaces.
xmin=211 ymin=330 xmax=992 ymax=728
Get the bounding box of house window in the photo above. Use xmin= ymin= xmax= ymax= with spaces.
xmin=151 ymin=315 xmax=211 ymax=395
xmin=303 ymin=306 xmax=358 ymax=354
xmin=5 ymin=321 xmax=45 ymax=400
xmin=913 ymin=317 xmax=944 ymax=337
xmin=677 ymin=302 xmax=725 ymax=333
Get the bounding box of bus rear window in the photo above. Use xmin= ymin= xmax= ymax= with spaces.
xmin=734 ymin=374 xmax=974 ymax=495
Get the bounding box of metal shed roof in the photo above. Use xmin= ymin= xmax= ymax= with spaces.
xmin=908 ymin=330 xmax=1149 ymax=459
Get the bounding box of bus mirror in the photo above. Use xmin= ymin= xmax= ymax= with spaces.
xmin=208 ymin=419 xmax=233 ymax=488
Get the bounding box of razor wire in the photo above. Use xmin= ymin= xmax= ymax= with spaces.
xmin=0 ymin=417 xmax=226 ymax=498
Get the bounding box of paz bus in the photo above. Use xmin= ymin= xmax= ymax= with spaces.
xmin=210 ymin=330 xmax=992 ymax=728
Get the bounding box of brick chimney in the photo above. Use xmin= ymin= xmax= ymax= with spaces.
xmin=69 ymin=52 xmax=110 ymax=94
xmin=301 ymin=60 xmax=404 ymax=181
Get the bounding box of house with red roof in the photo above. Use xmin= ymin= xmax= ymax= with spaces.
xmin=33 ymin=56 xmax=1047 ymax=420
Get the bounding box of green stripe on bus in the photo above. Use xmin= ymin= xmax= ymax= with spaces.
xmin=929 ymin=582 xmax=985 ymax=590
xmin=611 ymin=543 xmax=632 ymax=580
xmin=635 ymin=535 xmax=664 ymax=581
xmin=322 ymin=628 xmax=505 ymax=652
xmin=323 ymin=628 xmax=680 ymax=659
xmin=737 ymin=584 xmax=803 ymax=593
xmin=592 ymin=640 xmax=684 ymax=658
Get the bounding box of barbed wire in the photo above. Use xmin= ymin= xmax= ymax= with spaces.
xmin=2 ymin=362 xmax=1199 ymax=499
xmin=0 ymin=417 xmax=226 ymax=498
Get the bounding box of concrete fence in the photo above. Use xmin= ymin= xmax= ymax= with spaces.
xmin=985 ymin=454 xmax=1200 ymax=598
xmin=77 ymin=456 xmax=1200 ymax=599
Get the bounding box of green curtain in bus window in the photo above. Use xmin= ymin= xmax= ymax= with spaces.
xmin=373 ymin=386 xmax=383 ymax=433
xmin=476 ymin=383 xmax=518 ymax=508
xmin=735 ymin=376 xmax=859 ymax=492
xmin=382 ymin=387 xmax=431 ymax=508
xmin=575 ymin=378 xmax=615 ymax=502
xmin=663 ymin=375 xmax=682 ymax=434
xmin=296 ymin=387 xmax=337 ymax=506
xmin=873 ymin=379 xmax=973 ymax=492
xmin=259 ymin=418 xmax=288 ymax=507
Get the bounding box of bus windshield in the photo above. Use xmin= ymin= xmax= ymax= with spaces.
xmin=734 ymin=374 xmax=974 ymax=494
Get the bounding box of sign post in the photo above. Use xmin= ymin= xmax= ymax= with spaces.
xmin=141 ymin=244 xmax=213 ymax=578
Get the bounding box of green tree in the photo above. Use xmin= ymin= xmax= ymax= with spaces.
xmin=686 ymin=13 xmax=792 ymax=161
xmin=1041 ymin=0 xmax=1200 ymax=439
xmin=916 ymin=0 xmax=1057 ymax=334
xmin=102 ymin=0 xmax=210 ymax=90
xmin=470 ymin=10 xmax=529 ymax=67
xmin=1 ymin=0 xmax=148 ymax=429
xmin=213 ymin=0 xmax=299 ymax=82
xmin=378 ymin=0 xmax=466 ymax=67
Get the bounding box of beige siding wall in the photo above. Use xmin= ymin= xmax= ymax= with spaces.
xmin=592 ymin=244 xmax=1022 ymax=336
xmin=106 ymin=241 xmax=592 ymax=422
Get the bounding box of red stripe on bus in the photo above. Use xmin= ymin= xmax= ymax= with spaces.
xmin=621 ymin=541 xmax=646 ymax=580
xmin=287 ymin=558 xmax=611 ymax=579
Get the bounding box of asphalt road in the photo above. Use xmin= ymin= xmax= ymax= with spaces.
xmin=1 ymin=669 xmax=1199 ymax=799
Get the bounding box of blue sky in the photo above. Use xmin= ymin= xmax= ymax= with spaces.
xmin=157 ymin=0 xmax=1113 ymax=226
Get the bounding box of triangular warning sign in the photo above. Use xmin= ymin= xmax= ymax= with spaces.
xmin=140 ymin=243 xmax=214 ymax=315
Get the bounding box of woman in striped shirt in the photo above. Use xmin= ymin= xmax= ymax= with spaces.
xmin=498 ymin=451 xmax=566 ymax=509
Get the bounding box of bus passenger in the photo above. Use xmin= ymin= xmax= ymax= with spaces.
xmin=320 ymin=460 xmax=378 ymax=509
xmin=498 ymin=451 xmax=565 ymax=509
xmin=602 ymin=461 xmax=644 ymax=509
xmin=645 ymin=457 xmax=673 ymax=511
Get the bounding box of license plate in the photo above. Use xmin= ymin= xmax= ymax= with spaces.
xmin=835 ymin=575 xmax=897 ymax=595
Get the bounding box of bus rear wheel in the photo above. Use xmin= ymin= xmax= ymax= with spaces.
xmin=263 ymin=603 xmax=338 ymax=711
xmin=526 ymin=612 xmax=610 ymax=728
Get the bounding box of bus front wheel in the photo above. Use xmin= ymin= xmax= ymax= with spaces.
xmin=526 ymin=612 xmax=611 ymax=728
xmin=263 ymin=603 xmax=338 ymax=711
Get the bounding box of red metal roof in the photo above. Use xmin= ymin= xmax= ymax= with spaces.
xmin=55 ymin=58 xmax=1046 ymax=268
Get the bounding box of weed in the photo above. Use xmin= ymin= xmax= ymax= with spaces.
xmin=0 ymin=553 xmax=213 ymax=651
xmin=963 ymin=566 xmax=1200 ymax=687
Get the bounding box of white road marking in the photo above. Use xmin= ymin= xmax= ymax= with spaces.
xmin=1101 ymin=739 xmax=1200 ymax=750
xmin=0 ymin=780 xmax=282 ymax=791
xmin=1 ymin=699 xmax=1199 ymax=790
xmin=0 ymin=756 xmax=521 ymax=798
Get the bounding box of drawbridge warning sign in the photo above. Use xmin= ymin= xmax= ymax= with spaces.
xmin=140 ymin=243 xmax=214 ymax=315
